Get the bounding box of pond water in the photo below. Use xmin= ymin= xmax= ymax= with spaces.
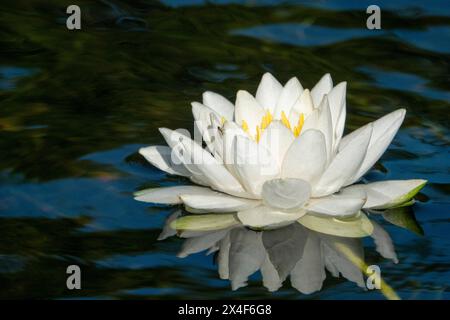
xmin=0 ymin=0 xmax=449 ymax=299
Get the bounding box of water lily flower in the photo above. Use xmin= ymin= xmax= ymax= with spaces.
xmin=135 ymin=73 xmax=426 ymax=229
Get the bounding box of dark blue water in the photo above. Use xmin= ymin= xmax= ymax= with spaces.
xmin=0 ymin=0 xmax=449 ymax=299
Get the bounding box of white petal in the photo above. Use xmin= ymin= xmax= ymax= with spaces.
xmin=171 ymin=130 xmax=246 ymax=196
xmin=327 ymin=82 xmax=347 ymax=151
xmin=300 ymin=108 xmax=319 ymax=132
xmin=273 ymin=77 xmax=303 ymax=119
xmin=159 ymin=127 xmax=210 ymax=185
xmin=311 ymin=73 xmax=333 ymax=106
xmin=262 ymin=178 xmax=311 ymax=211
xmin=191 ymin=102 xmax=223 ymax=160
xmin=306 ymin=187 xmax=367 ymax=217
xmin=259 ymin=121 xmax=295 ymax=168
xmin=282 ymin=129 xmax=327 ymax=185
xmin=139 ymin=145 xmax=191 ymax=177
xmin=232 ymin=135 xmax=279 ymax=197
xmin=178 ymin=229 xmax=229 ymax=258
xmin=290 ymin=88 xmax=314 ymax=117
xmin=180 ymin=192 xmax=260 ymax=213
xmin=255 ymin=72 xmax=283 ymax=113
xmin=134 ymin=185 xmax=214 ymax=204
xmin=202 ymin=91 xmax=234 ymax=121
xmin=222 ymin=121 xmax=248 ymax=177
xmin=301 ymin=96 xmax=333 ymax=158
xmin=371 ymin=220 xmax=398 ymax=263
xmin=229 ymin=228 xmax=266 ymax=290
xmin=344 ymin=179 xmax=427 ymax=209
xmin=313 ymin=123 xmax=372 ymax=197
xmin=290 ymin=230 xmax=325 ymax=294
xmin=342 ymin=109 xmax=406 ymax=185
xmin=237 ymin=205 xmax=306 ymax=229
xmin=234 ymin=90 xmax=265 ymax=137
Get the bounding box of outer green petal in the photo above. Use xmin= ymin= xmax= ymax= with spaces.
xmin=297 ymin=211 xmax=373 ymax=238
xmin=344 ymin=179 xmax=427 ymax=210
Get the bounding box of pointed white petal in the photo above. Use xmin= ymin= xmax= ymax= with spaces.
xmin=273 ymin=77 xmax=303 ymax=119
xmin=159 ymin=127 xmax=210 ymax=185
xmin=282 ymin=129 xmax=327 ymax=185
xmin=311 ymin=73 xmax=333 ymax=106
xmin=262 ymin=178 xmax=311 ymax=211
xmin=259 ymin=121 xmax=295 ymax=168
xmin=255 ymin=72 xmax=283 ymax=113
xmin=191 ymin=102 xmax=223 ymax=160
xmin=222 ymin=121 xmax=248 ymax=178
xmin=237 ymin=205 xmax=306 ymax=229
xmin=235 ymin=90 xmax=265 ymax=137
xmin=300 ymin=108 xmax=319 ymax=132
xmin=327 ymin=82 xmax=347 ymax=151
xmin=290 ymin=231 xmax=325 ymax=294
xmin=301 ymin=96 xmax=333 ymax=158
xmin=371 ymin=220 xmax=398 ymax=263
xmin=344 ymin=179 xmax=427 ymax=209
xmin=180 ymin=192 xmax=260 ymax=213
xmin=229 ymin=228 xmax=266 ymax=290
xmin=139 ymin=145 xmax=191 ymax=177
xmin=342 ymin=109 xmax=406 ymax=185
xmin=202 ymin=91 xmax=234 ymax=121
xmin=134 ymin=185 xmax=214 ymax=204
xmin=313 ymin=123 xmax=372 ymax=197
xmin=173 ymin=131 xmax=246 ymax=196
xmin=290 ymin=88 xmax=314 ymax=117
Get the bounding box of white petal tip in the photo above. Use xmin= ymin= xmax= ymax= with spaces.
xmin=158 ymin=127 xmax=170 ymax=136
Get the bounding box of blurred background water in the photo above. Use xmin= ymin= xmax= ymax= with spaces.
xmin=0 ymin=0 xmax=449 ymax=299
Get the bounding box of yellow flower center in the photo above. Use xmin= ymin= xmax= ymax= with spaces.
xmin=241 ymin=110 xmax=304 ymax=142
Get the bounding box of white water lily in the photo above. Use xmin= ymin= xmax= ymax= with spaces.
xmin=136 ymin=73 xmax=426 ymax=229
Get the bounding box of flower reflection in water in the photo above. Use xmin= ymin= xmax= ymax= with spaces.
xmin=159 ymin=209 xmax=404 ymax=299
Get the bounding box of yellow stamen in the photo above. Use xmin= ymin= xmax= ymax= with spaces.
xmin=260 ymin=110 xmax=272 ymax=130
xmin=293 ymin=113 xmax=304 ymax=137
xmin=241 ymin=120 xmax=249 ymax=133
xmin=281 ymin=111 xmax=291 ymax=130
xmin=220 ymin=116 xmax=227 ymax=126
xmin=256 ymin=125 xmax=261 ymax=142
